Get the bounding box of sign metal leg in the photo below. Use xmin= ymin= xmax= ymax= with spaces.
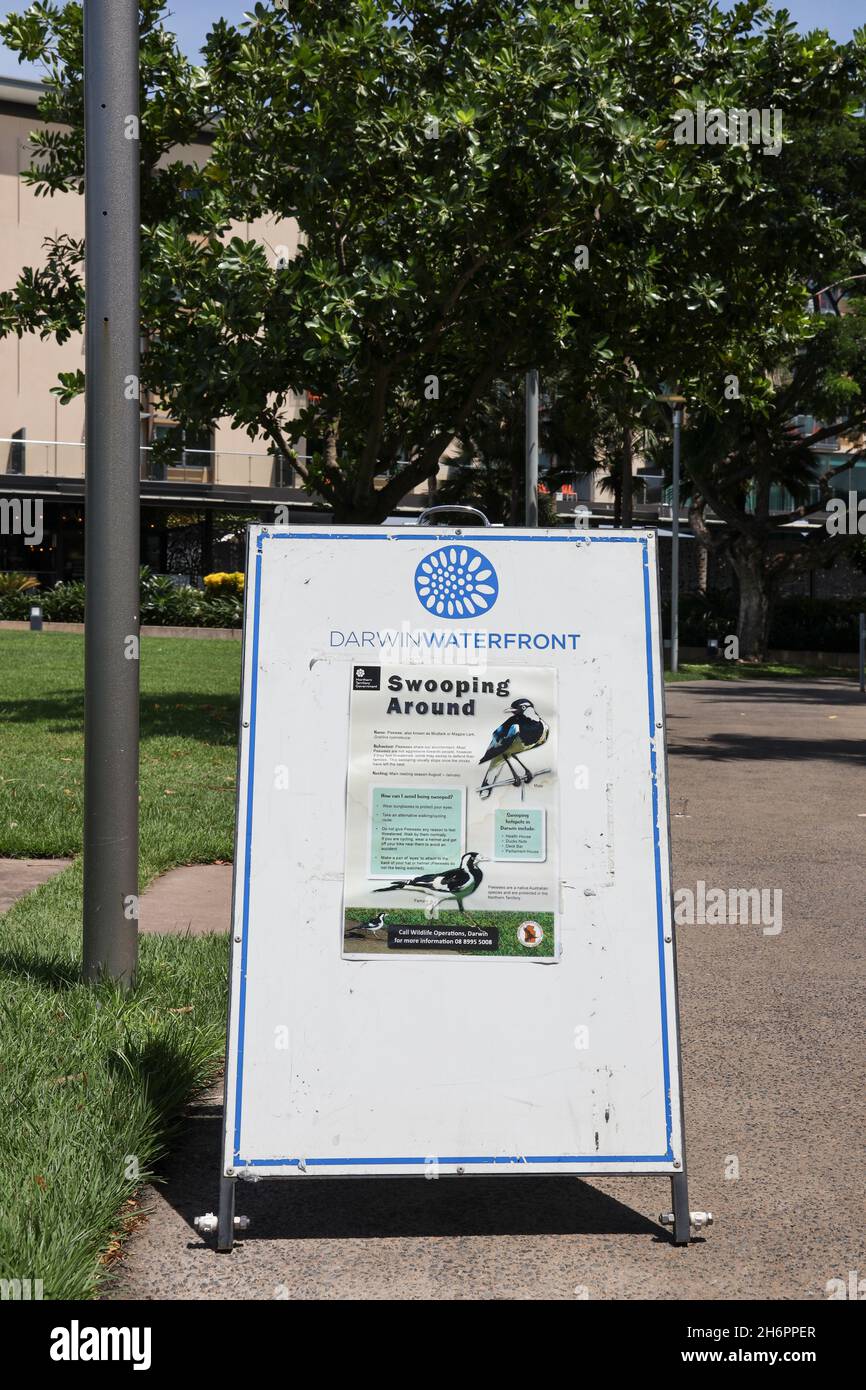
xmin=217 ymin=1175 xmax=236 ymax=1253
xmin=670 ymin=1167 xmax=691 ymax=1246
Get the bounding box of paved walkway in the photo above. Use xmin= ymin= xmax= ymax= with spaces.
xmin=0 ymin=858 xmax=71 ymax=914
xmin=140 ymin=864 xmax=233 ymax=936
xmin=0 ymin=858 xmax=233 ymax=934
xmin=104 ymin=679 xmax=866 ymax=1300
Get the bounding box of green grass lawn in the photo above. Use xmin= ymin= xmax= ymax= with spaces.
xmin=0 ymin=632 xmax=239 ymax=866
xmin=664 ymin=660 xmax=856 ymax=682
xmin=0 ymin=632 xmax=240 ymax=1299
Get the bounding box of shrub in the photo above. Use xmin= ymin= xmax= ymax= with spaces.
xmin=0 ymin=570 xmax=244 ymax=629
xmin=769 ymin=596 xmax=864 ymax=653
xmin=0 ymin=572 xmax=41 ymax=619
xmin=197 ymin=594 xmax=244 ymax=628
xmin=0 ymin=571 xmax=38 ymax=596
xmin=673 ymin=592 xmax=738 ymax=644
xmin=0 ymin=591 xmax=37 ymax=620
xmin=42 ymin=581 xmax=86 ymax=623
xmin=668 ymin=591 xmax=866 ymax=653
xmin=203 ymin=571 xmax=244 ymax=597
xmin=140 ymin=569 xmax=242 ymax=627
xmin=140 ymin=571 xmax=202 ymax=627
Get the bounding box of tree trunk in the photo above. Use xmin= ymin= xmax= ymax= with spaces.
xmin=201 ymin=510 xmax=214 ymax=583
xmin=323 ymin=421 xmax=339 ymax=473
xmin=510 ymin=447 xmax=523 ymax=526
xmin=729 ymin=537 xmax=773 ymax=660
xmin=688 ymin=495 xmax=712 ymax=597
xmin=620 ymin=425 xmax=633 ymax=529
xmin=696 ymin=542 xmax=708 ymax=595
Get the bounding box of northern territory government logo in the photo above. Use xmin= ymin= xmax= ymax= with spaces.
xmin=413 ymin=546 xmax=499 ymax=619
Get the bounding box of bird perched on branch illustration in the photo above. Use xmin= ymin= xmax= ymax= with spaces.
xmin=374 ymin=852 xmax=483 ymax=915
xmin=479 ymin=698 xmax=550 ymax=798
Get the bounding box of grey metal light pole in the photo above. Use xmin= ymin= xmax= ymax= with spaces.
xmin=670 ymin=406 xmax=682 ymax=674
xmin=82 ymin=0 xmax=141 ymax=985
xmin=525 ymin=369 xmax=539 ymax=527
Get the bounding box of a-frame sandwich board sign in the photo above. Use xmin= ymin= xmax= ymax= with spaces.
xmin=215 ymin=525 xmax=691 ymax=1249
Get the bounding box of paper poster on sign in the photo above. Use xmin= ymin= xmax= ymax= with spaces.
xmin=342 ymin=662 xmax=559 ymax=960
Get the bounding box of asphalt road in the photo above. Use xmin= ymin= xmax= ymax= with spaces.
xmin=104 ymin=679 xmax=866 ymax=1301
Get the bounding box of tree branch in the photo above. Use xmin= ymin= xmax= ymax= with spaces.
xmin=373 ymin=359 xmax=499 ymax=515
xmin=260 ymin=410 xmax=310 ymax=485
xmin=354 ymin=362 xmax=392 ymax=495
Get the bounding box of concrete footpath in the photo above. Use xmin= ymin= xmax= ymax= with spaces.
xmin=0 ymin=859 xmax=232 ymax=931
xmin=104 ymin=679 xmax=866 ymax=1301
xmin=0 ymin=858 xmax=70 ymax=913
xmin=140 ymin=864 xmax=233 ymax=935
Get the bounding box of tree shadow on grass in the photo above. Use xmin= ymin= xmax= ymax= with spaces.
xmin=0 ymin=946 xmax=80 ymax=991
xmin=0 ymin=692 xmax=239 ymax=746
xmin=106 ymin=1036 xmax=219 ymax=1129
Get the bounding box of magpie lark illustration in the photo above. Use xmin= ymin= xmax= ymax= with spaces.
xmin=344 ymin=911 xmax=388 ymax=939
xmin=374 ymin=851 xmax=483 ymax=915
xmin=479 ymin=698 xmax=550 ymax=798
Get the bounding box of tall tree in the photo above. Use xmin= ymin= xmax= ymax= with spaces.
xmin=676 ymin=297 xmax=866 ymax=657
xmin=550 ymin=6 xmax=866 ymax=651
xmin=1 ymin=0 xmax=815 ymax=524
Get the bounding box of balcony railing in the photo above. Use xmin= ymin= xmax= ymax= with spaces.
xmin=1 ymin=438 xmax=298 ymax=489
xmin=1 ymin=438 xmax=434 ymax=497
xmin=659 ymin=481 xmax=848 ymax=515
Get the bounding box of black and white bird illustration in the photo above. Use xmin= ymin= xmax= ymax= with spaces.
xmin=373 ymin=851 xmax=484 ymax=915
xmin=344 ymin=911 xmax=388 ymax=940
xmin=479 ymin=698 xmax=550 ymax=798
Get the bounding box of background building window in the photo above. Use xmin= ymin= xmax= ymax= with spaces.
xmin=8 ymin=428 xmax=25 ymax=474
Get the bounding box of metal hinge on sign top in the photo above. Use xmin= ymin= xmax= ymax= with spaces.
xmin=659 ymin=1210 xmax=714 ymax=1233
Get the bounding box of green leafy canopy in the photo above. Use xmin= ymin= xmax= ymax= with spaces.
xmin=0 ymin=1 xmax=864 ymax=527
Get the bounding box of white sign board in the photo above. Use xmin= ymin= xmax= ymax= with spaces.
xmin=223 ymin=526 xmax=685 ymax=1178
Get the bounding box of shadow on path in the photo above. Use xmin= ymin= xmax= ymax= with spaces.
xmin=669 ymin=733 xmax=866 ymax=764
xmin=152 ymin=1097 xmax=666 ymax=1245
xmin=668 ymin=679 xmax=862 ymax=708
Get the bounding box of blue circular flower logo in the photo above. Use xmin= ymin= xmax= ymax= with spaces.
xmin=413 ymin=546 xmax=499 ymax=619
